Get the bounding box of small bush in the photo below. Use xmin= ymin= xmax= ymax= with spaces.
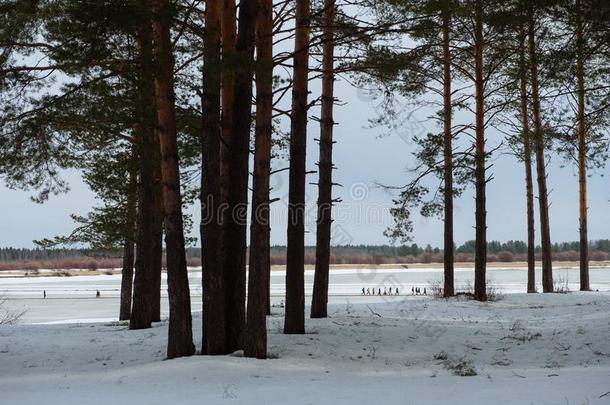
xmin=427 ymin=279 xmax=444 ymax=298
xmin=433 ymin=351 xmax=449 ymax=361
xmin=486 ymin=281 xmax=504 ymax=302
xmin=436 ymin=353 xmax=477 ymax=377
xmin=514 ymin=253 xmax=527 ymax=262
xmin=503 ymin=320 xmax=541 ymax=342
xmin=454 ymin=280 xmax=503 ymax=301
xmin=497 ymin=251 xmax=514 ymax=262
xmin=455 ymin=253 xmax=473 ymax=262
xmin=591 ymin=251 xmax=608 ymax=261
xmin=554 ymin=273 xmax=571 ymax=294
xmin=418 ymin=253 xmax=432 ymax=264
xmin=0 ymin=297 xmax=26 ymax=325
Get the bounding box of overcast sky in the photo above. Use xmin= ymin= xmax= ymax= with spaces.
xmin=1 ymin=76 xmax=609 ymax=249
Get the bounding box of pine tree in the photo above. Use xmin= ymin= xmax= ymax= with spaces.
xmin=201 ymin=0 xmax=226 ymax=355
xmin=527 ymin=4 xmax=554 ymax=293
xmin=311 ymin=0 xmax=337 ymax=318
xmin=284 ymin=0 xmax=311 ymax=335
xmin=516 ymin=20 xmax=537 ymax=294
xmin=151 ymin=0 xmax=195 ymax=359
xmin=223 ymin=0 xmax=257 ymax=352
xmin=244 ymin=0 xmax=273 ymax=359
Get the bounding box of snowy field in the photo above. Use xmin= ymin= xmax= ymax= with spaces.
xmin=1 ymin=267 xmax=610 ymax=404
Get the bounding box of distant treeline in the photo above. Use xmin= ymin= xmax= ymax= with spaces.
xmin=2 ymin=240 xmax=610 ymax=262
xmin=457 ymin=240 xmax=610 ymax=255
xmin=0 ymin=247 xmax=122 ymax=262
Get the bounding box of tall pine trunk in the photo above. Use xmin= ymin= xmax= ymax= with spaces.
xmin=119 ymin=150 xmax=137 ymax=321
xmin=131 ymin=16 xmax=160 ymax=330
xmin=441 ymin=0 xmax=454 ymax=298
xmin=151 ymin=0 xmax=195 ymax=359
xmin=244 ymin=0 xmax=272 ymax=359
xmin=518 ymin=23 xmax=536 ymax=294
xmin=575 ymin=0 xmax=589 ymax=291
xmin=284 ymin=0 xmax=310 ymax=334
xmin=223 ymin=0 xmax=257 ymax=352
xmin=527 ymin=7 xmax=553 ymax=293
xmin=220 ymin=0 xmax=236 ymax=205
xmin=151 ymin=155 xmax=164 ymax=322
xmin=120 ymin=240 xmax=135 ymax=320
xmin=311 ymin=0 xmax=335 ymax=319
xmin=473 ymin=0 xmax=487 ymax=302
xmin=201 ymin=0 xmax=226 ymax=355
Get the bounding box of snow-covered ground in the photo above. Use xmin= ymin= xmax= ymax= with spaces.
xmin=1 ymin=269 xmax=610 ymax=404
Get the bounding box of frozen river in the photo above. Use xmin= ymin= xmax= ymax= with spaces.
xmin=2 ymin=266 xmax=610 ymax=323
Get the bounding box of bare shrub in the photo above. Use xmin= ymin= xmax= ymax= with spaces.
xmin=555 ymin=251 xmax=579 ymax=261
xmin=22 ymin=261 xmax=41 ymax=271
xmin=502 ymin=320 xmax=542 ymax=342
xmin=590 ymin=251 xmax=608 ymax=261
xmin=400 ymin=255 xmax=415 ymax=264
xmin=554 ymin=273 xmax=571 ymax=294
xmin=430 ymin=252 xmax=444 ymax=263
xmin=304 ymin=252 xmax=316 ymax=265
xmin=269 ymin=254 xmax=285 ymax=266
xmin=371 ymin=255 xmax=387 ymax=265
xmin=455 ymin=253 xmax=473 ymax=262
xmin=0 ymin=297 xmax=26 ymax=325
xmin=455 ymin=280 xmax=503 ymax=301
xmin=418 ymin=253 xmax=432 ymax=264
xmin=97 ymin=258 xmax=121 ymax=269
xmin=497 ymin=251 xmax=514 ymax=262
xmin=486 ymin=281 xmax=504 ymax=302
xmin=434 ymin=352 xmax=477 ymax=376
xmin=427 ymin=279 xmax=444 ymax=298
xmin=514 ymin=253 xmax=527 ymax=262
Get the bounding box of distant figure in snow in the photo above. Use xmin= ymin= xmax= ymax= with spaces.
xmin=96 ymin=290 xmax=100 ymax=298
xmin=423 ymin=287 xmax=427 ymax=295
xmin=43 ymin=290 xmax=46 ymax=299
xmin=362 ymin=287 xmax=365 ymax=295
xmin=395 ymin=288 xmax=399 ymax=295
xmin=412 ymin=286 xmax=415 ymax=295
xmin=378 ymin=288 xmax=381 ymax=296
xmin=366 ymin=288 xmax=370 ymax=295
xmin=389 ymin=287 xmax=392 ymax=295
xmin=383 ymin=287 xmax=387 ymax=295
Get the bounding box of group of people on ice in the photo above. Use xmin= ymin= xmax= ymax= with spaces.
xmin=362 ymin=287 xmax=399 ymax=296
xmin=411 ymin=286 xmax=427 ymax=295
xmin=361 ymin=286 xmax=428 ymax=296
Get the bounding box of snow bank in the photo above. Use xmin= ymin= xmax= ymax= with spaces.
xmin=1 ymin=292 xmax=609 ymax=404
